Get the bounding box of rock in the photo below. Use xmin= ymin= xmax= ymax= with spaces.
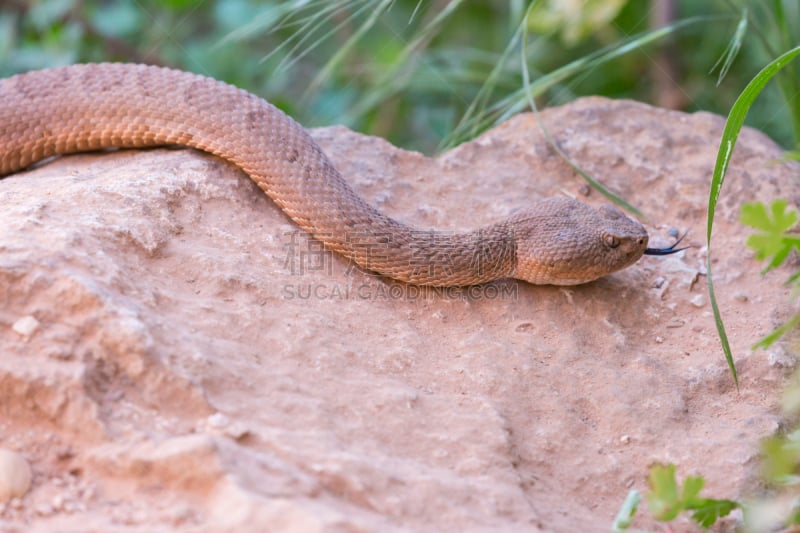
xmin=11 ymin=315 xmax=39 ymax=337
xmin=0 ymin=97 xmax=798 ymax=531
xmin=0 ymin=449 xmax=32 ymax=501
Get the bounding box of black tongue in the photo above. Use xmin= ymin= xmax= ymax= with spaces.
xmin=644 ymin=231 xmax=689 ymax=256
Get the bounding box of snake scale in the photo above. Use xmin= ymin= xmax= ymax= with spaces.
xmin=0 ymin=63 xmax=681 ymax=286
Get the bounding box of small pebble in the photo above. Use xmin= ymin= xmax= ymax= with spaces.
xmin=620 ymin=435 xmax=630 ymax=444
xmin=690 ymin=294 xmax=705 ymax=308
xmin=207 ymin=413 xmax=229 ymax=429
xmin=81 ymin=486 xmax=96 ymax=501
xmin=11 ymin=316 xmax=39 ymax=337
xmin=0 ymin=449 xmax=32 ymax=501
xmin=52 ymin=493 xmax=64 ymax=510
xmin=35 ymin=503 xmax=53 ymax=516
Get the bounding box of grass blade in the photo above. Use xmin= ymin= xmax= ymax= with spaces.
xmin=344 ymin=0 xmax=467 ymax=122
xmin=706 ymin=45 xmax=800 ymax=387
xmin=709 ymin=8 xmax=747 ymax=85
xmin=444 ymin=15 xmax=732 ymax=149
xmin=303 ymin=0 xmax=394 ymax=100
xmin=518 ymin=3 xmax=644 ymax=217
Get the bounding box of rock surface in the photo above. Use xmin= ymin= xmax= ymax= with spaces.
xmin=0 ymin=97 xmax=798 ymax=531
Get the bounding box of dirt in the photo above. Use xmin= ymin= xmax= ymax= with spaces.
xmin=0 ymin=97 xmax=798 ymax=532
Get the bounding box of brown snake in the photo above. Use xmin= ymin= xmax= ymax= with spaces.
xmin=0 ymin=63 xmax=681 ymax=286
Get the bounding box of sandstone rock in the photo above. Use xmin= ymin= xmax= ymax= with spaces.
xmin=0 ymin=97 xmax=797 ymax=531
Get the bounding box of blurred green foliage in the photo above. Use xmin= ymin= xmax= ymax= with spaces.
xmin=645 ymin=463 xmax=739 ymax=528
xmin=0 ymin=0 xmax=797 ymax=153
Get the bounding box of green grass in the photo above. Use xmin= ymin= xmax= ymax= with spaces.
xmin=706 ymin=45 xmax=800 ymax=386
xmin=2 ymin=1 xmax=798 ymax=153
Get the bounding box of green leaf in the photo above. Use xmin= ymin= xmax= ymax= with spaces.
xmin=753 ymin=310 xmax=800 ymax=350
xmin=761 ymin=431 xmax=800 ymax=483
xmin=646 ymin=463 xmax=740 ymax=528
xmin=690 ymin=498 xmax=740 ymax=528
xmin=740 ymin=200 xmax=799 ymax=265
xmin=741 ymin=199 xmax=797 ymax=233
xmin=790 ymin=498 xmax=800 ymax=525
xmin=681 ymin=475 xmax=705 ymax=504
xmin=741 ymin=200 xmax=800 ymax=347
xmin=647 ymin=463 xmax=682 ymax=521
xmin=29 ymin=0 xmax=75 ymax=30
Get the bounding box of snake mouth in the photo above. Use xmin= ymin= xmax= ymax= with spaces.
xmin=644 ymin=231 xmax=689 ymax=256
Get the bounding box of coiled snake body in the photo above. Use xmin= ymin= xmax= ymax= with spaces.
xmin=0 ymin=63 xmax=677 ymax=286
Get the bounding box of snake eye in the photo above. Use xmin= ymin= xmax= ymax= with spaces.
xmin=603 ymin=233 xmax=620 ymax=248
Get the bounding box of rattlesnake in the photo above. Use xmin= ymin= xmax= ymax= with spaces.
xmin=0 ymin=63 xmax=680 ymax=285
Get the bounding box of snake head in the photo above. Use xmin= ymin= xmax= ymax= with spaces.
xmin=511 ymin=198 xmax=649 ymax=285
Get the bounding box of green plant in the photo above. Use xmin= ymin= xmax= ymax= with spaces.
xmin=705 ymin=45 xmax=800 ymax=385
xmin=614 ymin=377 xmax=800 ymax=531
xmin=1 ymin=1 xmax=797 ymax=153
xmin=646 ymin=464 xmax=740 ymax=528
xmin=741 ymin=376 xmax=800 ymax=531
xmin=739 ymin=200 xmax=800 ymax=349
xmin=613 ymin=464 xmax=739 ymax=530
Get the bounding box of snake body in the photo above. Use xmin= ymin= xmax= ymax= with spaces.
xmin=0 ymin=63 xmax=655 ymax=286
